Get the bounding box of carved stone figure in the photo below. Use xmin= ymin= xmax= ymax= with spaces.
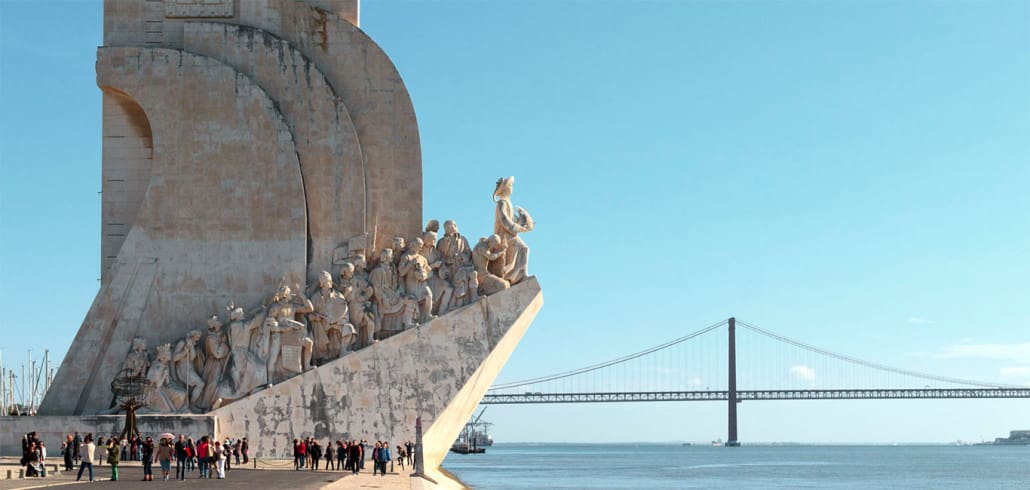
xmin=123 ymin=337 xmax=150 ymax=378
xmin=143 ymin=343 xmax=188 ymax=413
xmin=257 ymin=317 xmax=309 ymax=384
xmin=370 ymin=248 xmax=418 ymax=337
xmin=420 ymin=228 xmax=453 ymax=316
xmin=391 ymin=237 xmax=406 ymax=266
xmin=219 ymin=306 xmax=267 ymax=401
xmin=309 ymin=271 xmax=355 ymax=364
xmin=399 ymin=237 xmax=434 ymax=324
xmin=473 ymin=234 xmax=510 ymax=296
xmin=199 ymin=315 xmax=230 ymax=410
xmin=493 ymin=176 xmax=534 ymax=284
xmin=437 ymin=220 xmax=478 ymax=309
xmin=266 ymin=285 xmax=315 ymax=382
xmin=339 ymin=261 xmax=376 ymax=349
xmin=102 ymin=336 xmax=152 ymax=413
xmin=172 ymin=329 xmax=205 ymax=410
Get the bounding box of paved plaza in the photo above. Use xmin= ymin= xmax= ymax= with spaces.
xmin=0 ymin=459 xmax=410 ymax=490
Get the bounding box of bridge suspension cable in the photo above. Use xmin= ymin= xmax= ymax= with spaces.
xmin=735 ymin=320 xmax=1008 ymax=389
xmin=489 ymin=319 xmax=728 ymax=391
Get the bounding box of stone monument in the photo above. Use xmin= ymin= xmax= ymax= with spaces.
xmin=23 ymin=2 xmax=543 ymax=488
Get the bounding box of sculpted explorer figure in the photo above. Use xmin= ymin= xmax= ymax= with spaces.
xmin=220 ymin=305 xmax=267 ymax=400
xmin=338 ymin=261 xmax=376 ymax=349
xmin=473 ymin=234 xmax=510 ymax=296
xmin=266 ymin=285 xmax=315 ymax=381
xmin=122 ymin=337 xmax=150 ymax=378
xmin=420 ymin=228 xmax=453 ymax=316
xmin=437 ymin=220 xmax=478 ymax=309
xmin=199 ymin=316 xmax=230 ymax=410
xmin=144 ymin=344 xmax=188 ymax=413
xmin=103 ymin=336 xmax=151 ymax=413
xmin=371 ymin=248 xmax=418 ymax=337
xmin=172 ymin=330 xmax=205 ymax=410
xmin=309 ymin=271 xmax=355 ymax=363
xmin=493 ymin=176 xmax=534 ymax=285
xmin=399 ymin=237 xmax=435 ymax=324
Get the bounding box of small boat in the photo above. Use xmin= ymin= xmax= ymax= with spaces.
xmin=451 ymin=408 xmax=491 ymax=454
xmin=450 ymin=442 xmax=486 ymax=454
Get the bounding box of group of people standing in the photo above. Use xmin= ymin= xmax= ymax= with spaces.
xmin=292 ymin=437 xmax=415 ymax=477
xmin=19 ymin=432 xmax=47 ymax=477
xmin=166 ymin=433 xmax=248 ymax=480
xmin=24 ymin=430 xmax=247 ymax=482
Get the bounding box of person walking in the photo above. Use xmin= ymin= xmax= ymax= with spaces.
xmin=214 ymin=441 xmax=226 ymax=479
xmin=197 ymin=436 xmax=210 ymax=478
xmin=347 ymin=440 xmax=361 ymax=474
xmin=141 ymin=436 xmax=155 ymax=481
xmin=187 ymin=437 xmax=197 ymax=473
xmin=322 ymin=439 xmax=331 ymax=470
xmin=299 ymin=438 xmax=309 ymax=470
xmin=39 ymin=441 xmax=48 ymax=477
xmin=174 ymin=435 xmax=187 ymax=480
xmin=336 ymin=441 xmax=345 ymax=471
xmin=107 ymin=437 xmax=121 ymax=481
xmin=310 ymin=440 xmax=322 ymax=472
xmin=157 ymin=437 xmax=174 ymax=481
xmin=223 ymin=439 xmax=231 ymax=472
xmin=292 ymin=438 xmax=302 ymax=470
xmin=76 ymin=434 xmax=96 ymax=482
xmin=371 ymin=442 xmax=381 ymax=476
xmin=63 ymin=435 xmax=74 ymax=471
xmin=72 ymin=432 xmax=81 ymax=464
xmin=380 ymin=441 xmax=391 ymax=476
xmin=95 ymin=437 xmax=105 ymax=467
xmin=359 ymin=439 xmax=367 ymax=470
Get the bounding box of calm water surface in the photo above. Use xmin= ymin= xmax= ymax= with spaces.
xmin=443 ymin=443 xmax=1030 ymax=489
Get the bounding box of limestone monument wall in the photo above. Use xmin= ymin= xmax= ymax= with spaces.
xmin=42 ymin=0 xmax=421 ymax=416
xmin=212 ymin=277 xmax=542 ymax=466
xmin=35 ymin=2 xmax=542 ymax=486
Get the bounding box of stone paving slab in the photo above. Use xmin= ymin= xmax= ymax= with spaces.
xmin=0 ymin=458 xmax=420 ymax=490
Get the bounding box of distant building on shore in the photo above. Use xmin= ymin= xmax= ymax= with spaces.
xmin=993 ymin=430 xmax=1030 ymax=445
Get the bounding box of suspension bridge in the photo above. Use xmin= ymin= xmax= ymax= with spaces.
xmin=483 ymin=318 xmax=1030 ymax=445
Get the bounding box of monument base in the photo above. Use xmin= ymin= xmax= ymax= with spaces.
xmin=4 ymin=278 xmax=541 ymax=490
xmin=0 ymin=414 xmax=215 ymax=456
xmin=210 ymin=277 xmax=542 ymax=469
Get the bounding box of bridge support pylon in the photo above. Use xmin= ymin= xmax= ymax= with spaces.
xmin=727 ymin=317 xmax=740 ymax=447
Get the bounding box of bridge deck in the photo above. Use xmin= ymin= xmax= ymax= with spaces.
xmin=481 ymin=388 xmax=1030 ymax=404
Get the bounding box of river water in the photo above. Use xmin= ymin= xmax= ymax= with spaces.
xmin=443 ymin=443 xmax=1029 ymax=489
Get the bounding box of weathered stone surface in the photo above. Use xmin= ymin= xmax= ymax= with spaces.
xmin=210 ymin=277 xmax=542 ymax=466
xmin=237 ymin=1 xmax=423 ymax=248
xmin=183 ymin=22 xmax=366 ymax=283
xmin=101 ymin=0 xmax=420 ymax=248
xmin=41 ymin=47 xmax=307 ymax=415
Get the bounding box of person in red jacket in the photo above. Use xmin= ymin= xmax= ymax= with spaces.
xmin=197 ymin=436 xmax=210 ymax=478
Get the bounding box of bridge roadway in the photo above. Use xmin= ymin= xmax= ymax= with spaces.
xmin=481 ymin=388 xmax=1030 ymax=404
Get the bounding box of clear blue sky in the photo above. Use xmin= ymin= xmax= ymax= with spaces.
xmin=1 ymin=0 xmax=1028 ymax=443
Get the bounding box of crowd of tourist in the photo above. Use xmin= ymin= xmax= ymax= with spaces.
xmin=289 ymin=438 xmax=414 ymax=476
xmin=18 ymin=431 xmax=249 ymax=482
xmin=20 ymin=430 xmax=415 ymax=481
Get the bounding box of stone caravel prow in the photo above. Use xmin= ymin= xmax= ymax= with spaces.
xmin=211 ymin=277 xmax=543 ymax=487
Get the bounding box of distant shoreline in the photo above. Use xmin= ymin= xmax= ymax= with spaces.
xmin=493 ymin=441 xmax=1003 ymax=446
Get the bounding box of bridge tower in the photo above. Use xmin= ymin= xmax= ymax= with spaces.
xmin=727 ymin=317 xmax=740 ymax=446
